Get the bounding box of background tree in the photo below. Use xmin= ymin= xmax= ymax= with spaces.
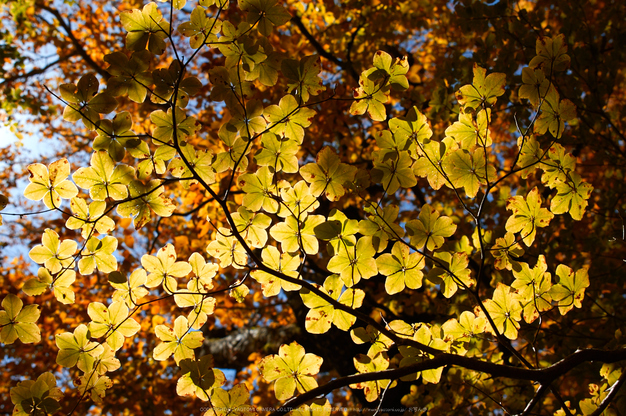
xmin=1 ymin=0 xmax=625 ymax=415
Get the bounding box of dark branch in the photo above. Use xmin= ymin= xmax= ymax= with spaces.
xmin=290 ymin=15 xmax=359 ymax=82
xmin=37 ymin=3 xmax=110 ymax=80
xmin=268 ymin=348 xmax=626 ymax=415
xmin=0 ymin=52 xmax=77 ymax=86
xmin=200 ymin=324 xmax=301 ymax=370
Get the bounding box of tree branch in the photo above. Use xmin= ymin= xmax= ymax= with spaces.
xmin=290 ymin=15 xmax=359 ymax=82
xmin=199 ymin=324 xmax=300 ymax=370
xmin=0 ymin=52 xmax=77 ymax=86
xmin=36 ymin=3 xmax=110 ymax=80
xmin=268 ymin=348 xmax=626 ymax=415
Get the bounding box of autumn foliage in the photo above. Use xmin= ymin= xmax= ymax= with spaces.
xmin=1 ymin=0 xmax=626 ymax=415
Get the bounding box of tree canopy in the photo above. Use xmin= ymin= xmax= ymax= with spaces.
xmin=1 ymin=0 xmax=626 ymax=415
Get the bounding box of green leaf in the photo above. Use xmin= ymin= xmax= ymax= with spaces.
xmin=152 ymin=59 xmax=204 ymax=107
xmin=73 ymin=151 xmax=135 ymax=201
xmin=255 ymin=132 xmax=299 ymax=173
xmin=73 ymin=374 xmax=112 ymax=405
xmin=515 ymin=135 xmax=542 ymax=179
xmin=406 ymin=203 xmax=457 ymax=251
xmin=398 ymin=324 xmax=448 ymax=383
xmin=370 ymin=50 xmax=409 ymax=91
xmin=24 ymin=158 xmax=78 ymax=209
xmin=239 ymin=166 xmax=279 ymax=213
xmin=248 ymin=38 xmax=283 ymax=86
xmin=66 ymin=198 xmax=115 ymax=238
xmin=153 ymin=316 xmax=204 ymax=364
xmin=258 ymin=341 xmax=322 ymax=400
xmin=217 ymin=22 xmax=266 ymax=71
xmin=0 ymin=294 xmax=41 ymax=344
xmin=350 ymin=352 xmax=393 ymax=402
xmin=389 ymin=106 xmax=433 ymax=150
xmin=206 ymin=228 xmax=248 ymax=269
xmin=541 ymin=143 xmax=577 ymax=187
xmin=10 ymin=373 xmax=63 ymax=416
xmin=87 ymin=301 xmax=140 ymax=351
xmin=150 ymin=107 xmax=200 ymax=145
xmin=483 ymin=284 xmax=523 ymax=340
xmin=300 ymin=147 xmax=357 ymax=201
xmin=105 ymin=51 xmax=153 ymax=103
xmin=168 ymin=143 xmax=216 ymax=189
xmin=78 ymin=235 xmax=118 ymax=275
xmin=428 ymin=251 xmax=473 ymax=298
xmin=316 ymin=208 xmax=359 ymax=255
xmin=56 ymin=324 xmax=104 ymax=372
xmin=227 ymin=99 xmax=266 ymax=139
xmin=141 ymin=243 xmax=191 ymax=293
xmin=350 ymin=325 xmax=393 ymax=357
xmin=240 ymin=0 xmax=291 ymax=36
xmin=251 ymin=246 xmax=301 ymax=297
xmin=442 ymin=149 xmax=496 ymax=198
xmin=519 ymin=67 xmax=549 ymax=106
xmin=529 ymin=34 xmax=571 ymax=74
xmin=203 ymin=384 xmax=254 ymax=416
xmin=550 ymin=264 xmax=589 ymax=315
xmin=281 ymin=55 xmax=325 ymax=103
xmin=289 ymin=399 xmax=332 ymax=416
xmin=264 ymin=94 xmax=316 ymax=144
xmin=550 ymin=172 xmax=593 ymax=220
xmin=108 ymin=271 xmax=127 ymax=284
xmin=377 ymin=241 xmax=425 ymax=295
xmin=177 ymin=355 xmax=226 ymax=401
xmin=456 ymin=64 xmax=506 ymax=111
xmin=270 ymin=215 xmax=324 ymax=255
xmin=188 ymin=252 xmax=219 ymax=289
xmin=490 ymin=232 xmax=524 ymax=271
xmin=533 ymin=87 xmax=576 ymax=139
xmin=120 ymin=2 xmax=170 ymax=54
xmin=358 ymin=204 xmax=404 ymax=253
xmin=111 ymin=269 xmax=149 ymax=307
xmin=511 ymin=255 xmax=553 ymax=323
xmin=93 ymin=112 xmax=137 ymax=162
xmin=28 ymin=228 xmax=77 ymax=275
xmin=350 ymin=75 xmax=388 ymax=121
xmin=505 ymin=187 xmax=554 ymax=246
xmin=116 ymin=180 xmax=176 ymax=229
xmin=327 ymin=237 xmax=378 ymax=287
xmin=23 ymin=268 xmax=76 ymax=304
xmin=178 ymin=6 xmax=221 ymax=49
xmin=232 ymin=206 xmax=271 ymax=248
xmin=60 ymin=74 xmax=117 ymax=129
xmin=445 ymin=109 xmax=491 ymax=149
xmin=442 ymin=311 xmax=486 ymax=343
xmin=370 ymin=150 xmax=417 ymax=195
xmin=175 ymin=280 xmax=217 ymax=330
xmin=300 ymin=274 xmax=364 ymax=333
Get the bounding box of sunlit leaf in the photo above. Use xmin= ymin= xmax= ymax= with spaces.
xmin=505 ymin=187 xmax=554 ymax=246
xmin=406 ymin=204 xmax=457 ymax=251
xmin=154 ymin=316 xmax=204 ymax=364
xmin=56 ymin=324 xmax=104 ymax=372
xmin=456 ymin=65 xmax=506 ymax=111
xmin=300 ymin=147 xmax=357 ymax=201
xmin=142 ymin=243 xmax=192 ymax=293
xmin=483 ymin=284 xmax=523 ymax=339
xmin=550 ymin=264 xmax=589 ymax=315
xmin=377 ymin=241 xmax=425 ymax=295
xmin=0 ymin=294 xmax=41 ymax=344
xmin=259 ymin=341 xmax=322 ymax=400
xmin=24 ymin=158 xmax=78 ymax=209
